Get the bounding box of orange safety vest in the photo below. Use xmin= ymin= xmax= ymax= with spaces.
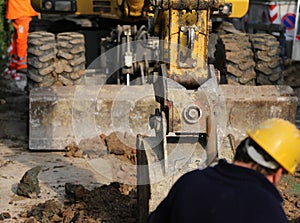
xmin=6 ymin=0 xmax=39 ymax=20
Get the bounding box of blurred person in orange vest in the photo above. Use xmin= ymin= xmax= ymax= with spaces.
xmin=4 ymin=0 xmax=38 ymax=80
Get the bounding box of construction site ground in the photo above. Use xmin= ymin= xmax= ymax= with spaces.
xmin=0 ymin=76 xmax=299 ymax=223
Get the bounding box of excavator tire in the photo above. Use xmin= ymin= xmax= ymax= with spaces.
xmin=27 ymin=31 xmax=56 ymax=90
xmin=249 ymin=33 xmax=283 ymax=85
xmin=55 ymin=32 xmax=86 ymax=86
xmin=27 ymin=31 xmax=86 ymax=90
xmin=214 ymin=33 xmax=256 ymax=85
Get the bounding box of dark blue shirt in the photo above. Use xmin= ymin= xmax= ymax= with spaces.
xmin=147 ymin=159 xmax=287 ymax=223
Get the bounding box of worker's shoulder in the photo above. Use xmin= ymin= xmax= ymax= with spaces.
xmin=174 ymin=167 xmax=209 ymax=186
xmin=176 ymin=161 xmax=223 ymax=182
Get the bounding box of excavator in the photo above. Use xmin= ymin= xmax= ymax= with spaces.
xmin=29 ymin=0 xmax=297 ymax=221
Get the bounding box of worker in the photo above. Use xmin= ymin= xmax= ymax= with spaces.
xmin=147 ymin=118 xmax=300 ymax=223
xmin=3 ymin=0 xmax=38 ymax=80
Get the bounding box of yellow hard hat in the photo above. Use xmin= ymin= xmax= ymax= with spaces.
xmin=247 ymin=118 xmax=300 ymax=175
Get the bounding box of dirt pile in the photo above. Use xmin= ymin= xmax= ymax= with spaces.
xmin=4 ymin=172 xmax=300 ymax=223
xmin=22 ymin=182 xmax=137 ymax=223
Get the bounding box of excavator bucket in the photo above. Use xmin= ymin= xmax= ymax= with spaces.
xmin=29 ymin=76 xmax=297 ymax=151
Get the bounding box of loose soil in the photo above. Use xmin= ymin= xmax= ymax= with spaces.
xmin=0 ymin=78 xmax=299 ymax=223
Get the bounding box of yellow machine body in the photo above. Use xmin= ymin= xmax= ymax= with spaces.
xmin=31 ymin=0 xmax=249 ymax=88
